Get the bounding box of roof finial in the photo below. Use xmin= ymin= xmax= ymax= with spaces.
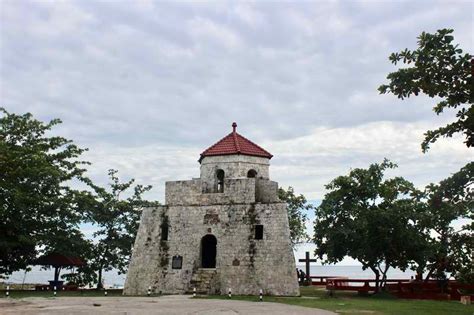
xmin=232 ymin=122 xmax=237 ymax=133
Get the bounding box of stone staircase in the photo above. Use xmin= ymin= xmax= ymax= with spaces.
xmin=189 ymin=268 xmax=218 ymax=294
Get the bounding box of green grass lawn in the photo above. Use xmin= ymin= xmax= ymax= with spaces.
xmin=2 ymin=286 xmax=472 ymax=314
xmin=202 ymin=286 xmax=474 ymax=315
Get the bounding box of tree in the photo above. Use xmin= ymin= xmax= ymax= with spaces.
xmin=417 ymin=162 xmax=473 ymax=283
xmin=0 ymin=108 xmax=90 ymax=276
xmin=43 ymin=228 xmax=94 ymax=285
xmin=379 ymin=28 xmax=473 ymax=284
xmin=313 ymin=160 xmax=426 ymax=290
xmin=81 ymin=170 xmax=157 ymax=289
xmin=278 ymin=186 xmax=312 ymax=246
xmin=379 ymin=29 xmax=473 ymax=152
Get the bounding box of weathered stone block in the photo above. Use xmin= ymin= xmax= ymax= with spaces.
xmin=124 ymin=126 xmax=299 ymax=296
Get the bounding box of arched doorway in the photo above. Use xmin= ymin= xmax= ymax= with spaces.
xmin=201 ymin=234 xmax=217 ymax=268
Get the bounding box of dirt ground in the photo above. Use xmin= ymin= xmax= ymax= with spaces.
xmin=0 ymin=294 xmax=335 ymax=314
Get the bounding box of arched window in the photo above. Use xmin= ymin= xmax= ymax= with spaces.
xmin=216 ymin=169 xmax=225 ymax=193
xmin=247 ymin=169 xmax=257 ymax=178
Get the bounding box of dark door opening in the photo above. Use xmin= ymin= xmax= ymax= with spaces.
xmin=201 ymin=234 xmax=217 ymax=268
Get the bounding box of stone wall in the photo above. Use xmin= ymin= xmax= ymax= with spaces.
xmin=124 ymin=153 xmax=299 ymax=297
xmin=255 ymin=179 xmax=279 ymax=203
xmin=165 ymin=178 xmax=256 ymax=206
xmin=124 ymin=202 xmax=299 ymax=296
xmin=123 ymin=205 xmax=170 ymax=295
xmin=200 ymin=155 xmax=270 ymax=193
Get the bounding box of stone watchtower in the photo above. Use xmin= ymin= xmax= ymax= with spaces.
xmin=124 ymin=123 xmax=299 ymax=296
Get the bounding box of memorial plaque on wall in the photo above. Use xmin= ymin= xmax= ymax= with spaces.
xmin=172 ymin=255 xmax=183 ymax=269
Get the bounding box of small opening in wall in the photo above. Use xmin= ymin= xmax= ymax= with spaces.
xmin=255 ymin=225 xmax=263 ymax=240
xmin=247 ymin=169 xmax=258 ymax=178
xmin=216 ymin=169 xmax=225 ymax=193
xmin=161 ymin=223 xmax=169 ymax=241
xmin=201 ymin=234 xmax=217 ymax=268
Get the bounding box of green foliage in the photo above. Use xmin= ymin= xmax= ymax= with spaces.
xmin=418 ymin=162 xmax=473 ymax=283
xmin=378 ymin=28 xmax=472 ymax=284
xmin=313 ymin=160 xmax=426 ymax=289
xmin=278 ymin=186 xmax=312 ymax=247
xmin=314 ymin=159 xmax=473 ymax=285
xmin=0 ymin=108 xmax=158 ymax=288
xmin=379 ymin=29 xmax=473 ymax=152
xmin=0 ymin=108 xmax=90 ymax=276
xmin=77 ymin=170 xmax=158 ymax=288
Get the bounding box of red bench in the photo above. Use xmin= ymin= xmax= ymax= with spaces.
xmin=390 ymin=280 xmax=474 ymax=301
xmin=310 ymin=276 xmax=346 ymax=286
xmin=326 ymin=278 xmax=411 ymax=294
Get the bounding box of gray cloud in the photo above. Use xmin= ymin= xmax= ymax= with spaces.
xmin=1 ymin=0 xmax=472 ymax=201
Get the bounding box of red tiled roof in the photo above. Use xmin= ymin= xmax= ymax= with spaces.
xmin=199 ymin=122 xmax=273 ymax=162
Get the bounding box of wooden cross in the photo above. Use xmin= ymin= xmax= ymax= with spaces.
xmin=298 ymin=251 xmax=317 ymax=285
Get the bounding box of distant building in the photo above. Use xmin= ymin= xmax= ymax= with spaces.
xmin=124 ymin=123 xmax=299 ymax=296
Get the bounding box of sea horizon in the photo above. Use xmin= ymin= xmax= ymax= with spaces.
xmin=4 ymin=264 xmax=420 ymax=289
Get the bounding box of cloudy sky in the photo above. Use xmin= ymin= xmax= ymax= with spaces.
xmin=1 ymin=0 xmax=473 ymax=271
xmin=1 ymin=1 xmax=472 ymax=204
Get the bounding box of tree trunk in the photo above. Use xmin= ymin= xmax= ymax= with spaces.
xmin=380 ymin=264 xmax=390 ymax=291
xmin=96 ymin=243 xmax=110 ymax=290
xmin=54 ymin=267 xmax=61 ymax=282
xmin=380 ymin=272 xmax=387 ymax=291
xmin=96 ymin=245 xmax=109 ymax=290
xmin=97 ymin=267 xmax=103 ymax=290
xmin=415 ymin=265 xmax=424 ymax=281
xmin=424 ymin=267 xmax=435 ymax=282
xmin=370 ymin=266 xmax=380 ymax=293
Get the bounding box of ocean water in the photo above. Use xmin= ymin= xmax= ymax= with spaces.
xmin=297 ymin=265 xmax=416 ymax=279
xmin=5 ymin=265 xmax=417 ymax=288
xmin=5 ymin=266 xmax=127 ymax=289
